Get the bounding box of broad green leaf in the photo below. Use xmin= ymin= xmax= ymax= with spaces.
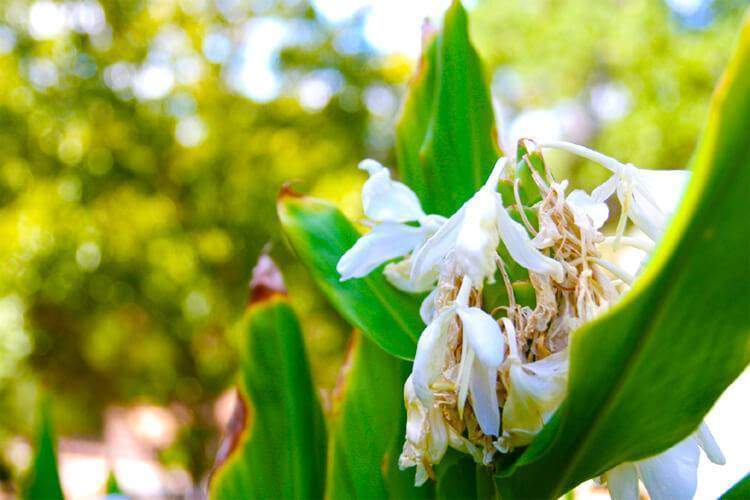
xmin=495 ymin=17 xmax=750 ymax=498
xmin=326 ymin=332 xmax=432 ymax=499
xmin=210 ymin=256 xmax=326 ymax=499
xmin=396 ymin=0 xmax=500 ymax=216
xmin=24 ymin=395 xmax=64 ymax=500
xmin=722 ymin=473 xmax=750 ymax=499
xmin=278 ymin=191 xmax=424 ymax=360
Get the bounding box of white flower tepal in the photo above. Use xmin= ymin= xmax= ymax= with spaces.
xmin=359 ymin=159 xmax=425 ymax=223
xmin=411 ymin=158 xmax=564 ymax=285
xmin=603 ymin=422 xmax=724 ymax=500
xmin=412 ymin=277 xmax=505 ymax=437
xmin=336 ymin=159 xmax=445 ymax=285
xmin=498 ymin=319 xmax=568 ymax=451
xmin=542 ymin=141 xmax=690 ymax=241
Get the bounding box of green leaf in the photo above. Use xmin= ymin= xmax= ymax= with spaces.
xmin=210 ymin=257 xmax=326 ymax=499
xmin=326 ymin=332 xmax=433 ymax=499
xmin=495 ymin=18 xmax=750 ymax=498
xmin=721 ymin=473 xmax=750 ymax=499
xmin=396 ymin=0 xmax=500 ymax=216
xmin=24 ymin=395 xmax=64 ymax=500
xmin=278 ymin=192 xmax=424 ymax=360
xmin=396 ymin=33 xmax=439 ymax=207
xmin=106 ymin=471 xmax=123 ymax=495
xmin=434 ymin=450 xmax=479 ymax=500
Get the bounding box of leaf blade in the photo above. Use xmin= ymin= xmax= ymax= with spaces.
xmin=24 ymin=396 xmax=64 ymax=500
xmin=277 ymin=193 xmax=424 ymax=360
xmin=496 ymin=16 xmax=750 ymax=498
xmin=326 ymin=332 xmax=433 ymax=499
xmin=396 ymin=0 xmax=500 ymax=216
xmin=210 ymin=258 xmax=326 ymax=499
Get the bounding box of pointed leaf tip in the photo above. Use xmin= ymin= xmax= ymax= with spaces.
xmin=248 ymin=253 xmax=286 ymax=304
xmin=421 ymin=19 xmax=438 ymax=47
xmin=278 ymin=181 xmax=302 ymax=200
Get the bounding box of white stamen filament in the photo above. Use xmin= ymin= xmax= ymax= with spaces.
xmin=502 ymin=318 xmax=519 ymax=361
xmin=591 ymin=257 xmax=634 ymax=285
xmin=603 ymin=236 xmax=654 ymax=252
xmin=541 ymin=141 xmax=624 ymax=175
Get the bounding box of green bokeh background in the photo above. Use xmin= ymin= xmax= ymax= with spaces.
xmin=0 ymin=0 xmax=744 ymax=489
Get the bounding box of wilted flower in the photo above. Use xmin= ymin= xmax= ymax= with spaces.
xmin=399 ymin=375 xmax=449 ymax=486
xmin=497 ymin=318 xmax=568 ymax=451
xmin=337 ymin=139 xmax=709 ymax=494
xmin=412 ymin=276 xmax=504 ymax=436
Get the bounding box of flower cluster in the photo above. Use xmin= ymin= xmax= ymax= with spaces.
xmin=337 ymin=140 xmax=723 ymax=499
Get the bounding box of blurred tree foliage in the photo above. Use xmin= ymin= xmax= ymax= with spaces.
xmin=471 ymin=0 xmax=746 ymax=187
xmin=0 ymin=0 xmax=409 ymax=483
xmin=0 ymin=0 xmax=744 ymax=486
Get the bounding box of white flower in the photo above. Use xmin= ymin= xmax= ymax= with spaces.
xmin=399 ymin=375 xmax=449 ymax=486
xmin=411 ymin=158 xmax=564 ymax=286
xmin=603 ymin=422 xmax=724 ymax=500
xmin=412 ymin=277 xmax=505 ymax=436
xmin=542 ymin=141 xmax=690 ymax=241
xmin=337 ymin=159 xmax=445 ymax=290
xmin=567 ymin=188 xmax=610 ymax=232
xmin=497 ymin=318 xmax=568 ymax=452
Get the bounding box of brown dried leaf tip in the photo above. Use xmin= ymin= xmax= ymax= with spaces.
xmin=278 ymin=181 xmax=302 ymax=199
xmin=214 ymin=389 xmax=248 ymax=469
xmin=248 ymin=253 xmax=286 ymax=304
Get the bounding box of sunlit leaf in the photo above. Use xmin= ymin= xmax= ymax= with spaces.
xmin=722 ymin=473 xmax=750 ymax=499
xmin=210 ymin=256 xmax=326 ymax=499
xmin=326 ymin=332 xmax=432 ymax=499
xmin=278 ymin=191 xmax=423 ymax=360
xmin=396 ymin=0 xmax=500 ymax=216
xmin=495 ymin=17 xmax=750 ymax=498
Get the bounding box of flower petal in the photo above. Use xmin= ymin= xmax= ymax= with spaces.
xmin=605 ymin=463 xmax=640 ymax=500
xmin=628 ymin=169 xmax=690 ymax=240
xmin=337 ymin=222 xmax=423 ymax=281
xmin=419 ymin=287 xmax=439 ymax=324
xmin=591 ymin=174 xmax=618 ymax=203
xmin=469 ymin=355 xmax=500 ymax=436
xmin=411 ymin=207 xmax=465 ymax=283
xmin=627 ymin=188 xmax=666 ymax=240
xmin=695 ymin=421 xmax=725 ymax=465
xmin=412 ymin=309 xmax=454 ymax=405
xmin=636 ymin=436 xmax=699 ymax=500
xmin=359 ymin=159 xmax=426 ymax=222
xmin=456 ymin=306 xmax=505 ymax=369
xmin=501 ymin=351 xmax=568 ymax=448
xmin=384 ymin=257 xmax=437 ymax=293
xmin=497 ymin=204 xmax=564 ymax=282
xmin=454 ymin=189 xmax=502 ymax=284
xmin=633 ymin=168 xmax=690 ymax=217
xmin=403 ymin=376 xmax=426 ymax=445
xmin=427 ymin=405 xmax=449 ymax=462
xmin=567 ymin=189 xmax=610 ymax=230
